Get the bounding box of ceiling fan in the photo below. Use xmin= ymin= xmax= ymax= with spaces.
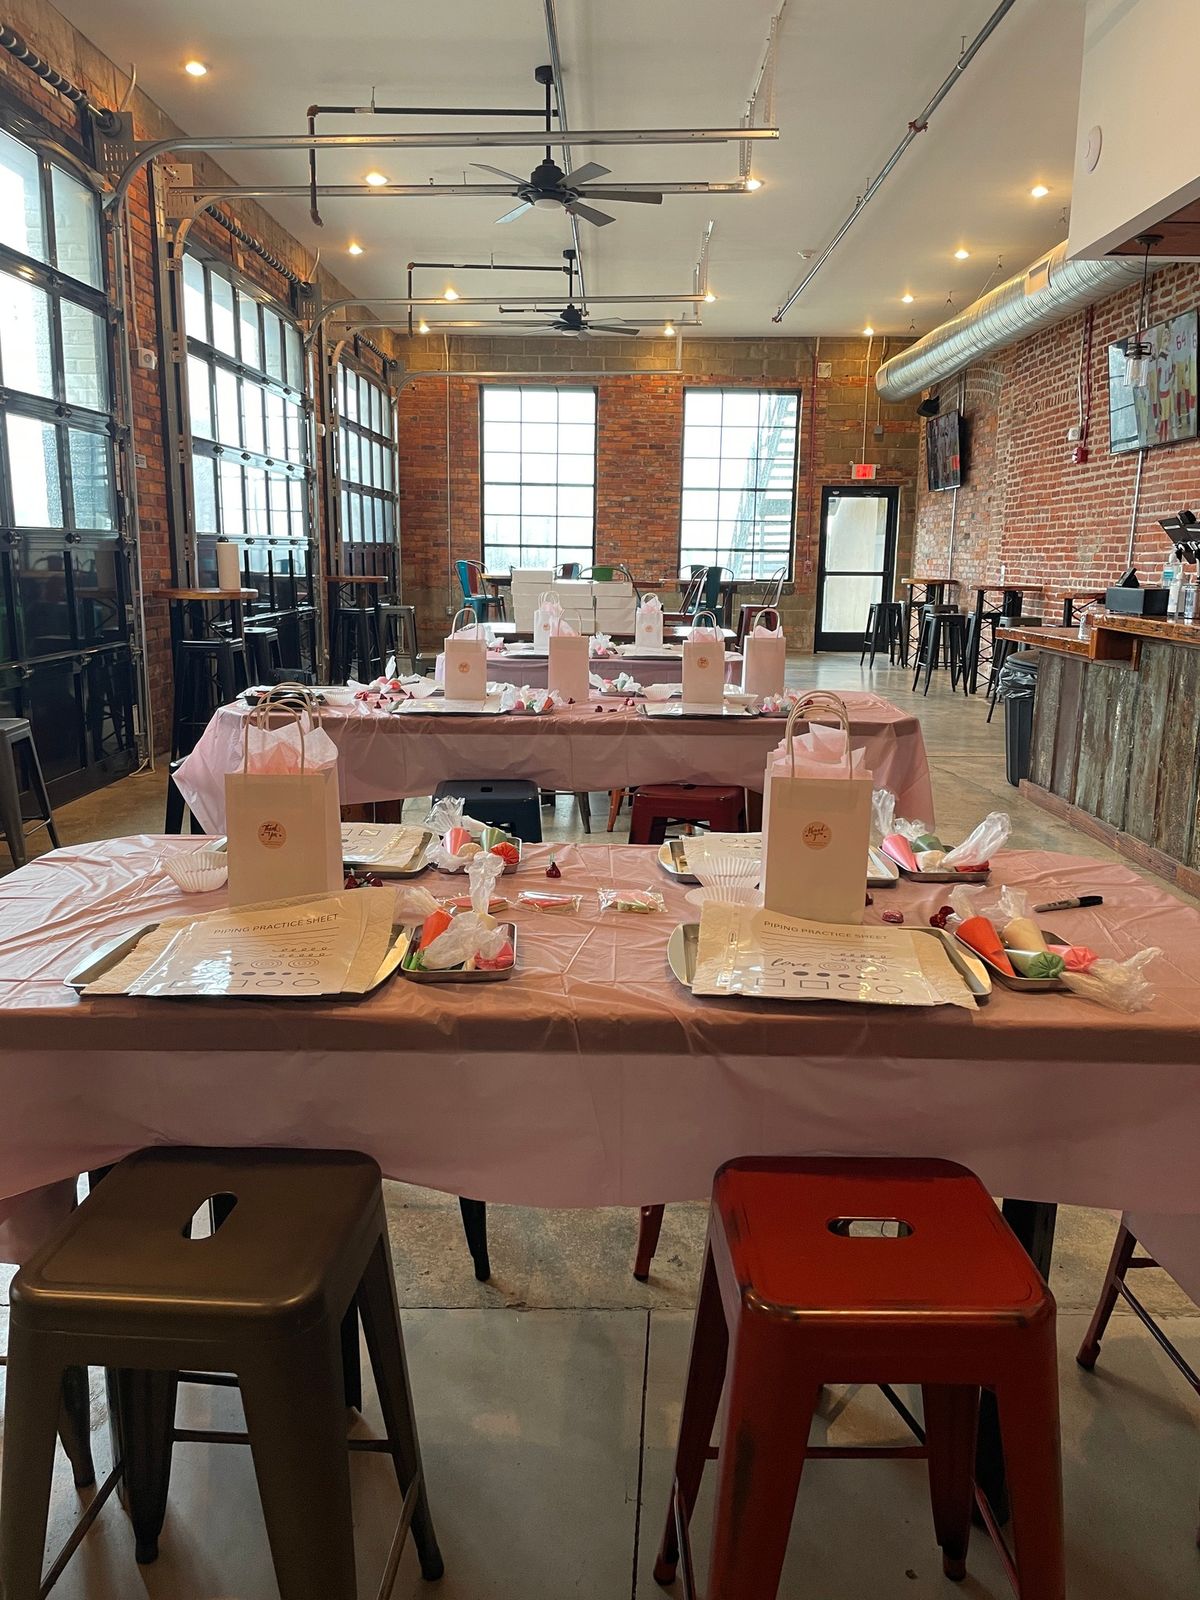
xmin=499 ymin=251 xmax=644 ymax=336
xmin=473 ymin=67 xmax=662 ymax=228
xmin=473 ymin=156 xmax=662 ymax=229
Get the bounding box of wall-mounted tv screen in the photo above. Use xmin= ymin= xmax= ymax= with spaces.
xmin=926 ymin=409 xmax=964 ymax=492
xmin=1108 ymin=308 xmax=1199 ymax=453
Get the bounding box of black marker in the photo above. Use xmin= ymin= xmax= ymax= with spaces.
xmin=1032 ymin=895 xmax=1103 ymax=913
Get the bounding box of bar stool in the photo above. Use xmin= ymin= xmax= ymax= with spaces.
xmin=655 ymin=1156 xmax=1065 ymax=1599
xmin=860 ymin=601 xmax=907 ymax=667
xmin=244 ymin=625 xmax=284 ymax=683
xmin=163 ymin=757 xmax=195 ymax=834
xmin=377 ymin=603 xmax=420 ymax=676
xmin=326 ymin=576 xmax=387 ymax=682
xmin=433 ymin=778 xmax=542 ymax=842
xmin=0 ymin=1146 xmax=443 ymax=1598
xmin=170 ymin=637 xmax=250 ymax=756
xmin=629 ymin=783 xmax=746 ymax=846
xmin=0 ymin=719 xmax=60 ymax=869
xmin=913 ymin=607 xmax=969 ymax=697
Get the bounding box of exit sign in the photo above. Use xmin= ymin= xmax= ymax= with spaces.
xmin=851 ymin=462 xmax=878 ymax=480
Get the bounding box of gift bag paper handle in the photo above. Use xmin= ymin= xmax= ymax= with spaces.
xmin=243 ymin=703 xmax=312 ymax=774
xmin=755 ymin=607 xmax=781 ymax=633
xmin=780 ymin=691 xmax=853 ymax=777
xmin=690 ymin=609 xmax=721 ymax=634
xmin=449 ymin=607 xmax=483 ymax=638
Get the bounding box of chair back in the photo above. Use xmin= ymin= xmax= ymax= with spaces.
xmin=676 ymin=569 xmax=706 ymax=616
xmin=761 ymin=566 xmax=786 ymax=608
xmin=456 ymin=558 xmax=487 ymax=598
xmin=559 ymin=562 xmax=581 ymax=579
xmin=701 ymin=567 xmax=726 ymax=614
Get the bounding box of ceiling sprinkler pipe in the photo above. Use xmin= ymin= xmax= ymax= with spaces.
xmin=109 ymin=126 xmax=778 ymax=207
xmin=772 ymin=0 xmax=1017 ymax=322
xmin=405 ymin=257 xmax=570 ymax=334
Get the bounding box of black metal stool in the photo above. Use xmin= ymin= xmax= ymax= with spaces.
xmin=0 ymin=719 xmax=60 ymax=869
xmin=913 ymin=608 xmax=970 ymax=697
xmin=170 ymin=637 xmax=250 ymax=757
xmin=433 ymin=778 xmax=542 ymax=842
xmin=163 ymin=757 xmax=194 ymax=834
xmin=860 ymin=601 xmax=907 ymax=667
xmin=244 ymin=625 xmax=284 ymax=684
xmin=333 ymin=607 xmax=379 ymax=682
xmin=0 ymin=1147 xmax=443 ymax=1598
xmin=377 ymin=603 xmax=420 ymax=676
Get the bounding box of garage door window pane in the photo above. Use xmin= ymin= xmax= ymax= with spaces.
xmin=60 ymin=300 xmax=108 ymax=410
xmin=0 ymin=271 xmax=53 ymax=397
xmin=69 ymin=429 xmax=115 ymax=530
xmin=51 ymin=168 xmax=102 ymax=288
xmin=7 ymin=415 xmax=62 ymax=526
xmin=0 ymin=131 xmax=45 ymax=261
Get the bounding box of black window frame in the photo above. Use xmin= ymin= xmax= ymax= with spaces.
xmin=678 ymin=385 xmax=801 ymax=582
xmin=336 ymin=357 xmax=397 ymax=555
xmin=479 ymin=383 xmax=598 ymax=572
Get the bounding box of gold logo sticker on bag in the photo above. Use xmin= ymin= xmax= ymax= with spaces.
xmin=802 ymin=821 xmax=832 ymax=850
xmin=457 ymin=660 xmax=471 ymax=674
xmin=258 ymin=821 xmax=287 ymax=848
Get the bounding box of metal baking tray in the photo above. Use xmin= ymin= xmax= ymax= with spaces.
xmin=666 ymin=921 xmax=990 ymax=1001
xmin=879 ymin=841 xmax=990 ymax=884
xmin=954 ymin=925 xmax=1069 ymax=991
xmin=398 ymin=922 xmax=517 ymax=983
xmin=657 ymin=838 xmax=899 ymax=889
xmin=64 ymin=921 xmax=411 ymax=998
xmin=436 ymin=838 xmax=521 ymax=876
xmin=343 ymin=828 xmax=432 ymax=879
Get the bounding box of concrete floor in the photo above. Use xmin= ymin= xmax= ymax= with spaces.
xmin=2 ymin=653 xmax=1198 ymax=1597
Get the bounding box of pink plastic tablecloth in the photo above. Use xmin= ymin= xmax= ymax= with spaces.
xmin=0 ymin=836 xmax=1198 ymax=1262
xmin=176 ymin=690 xmax=933 ymax=834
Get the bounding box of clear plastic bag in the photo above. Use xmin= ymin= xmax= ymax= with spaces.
xmin=597 ymin=886 xmax=666 ymax=914
xmin=942 ymin=811 xmax=1011 ymax=870
xmin=1062 ymin=948 xmax=1161 ymax=1012
xmin=516 ymin=890 xmax=584 ymax=913
xmin=392 ymin=885 xmax=441 ymax=923
xmin=424 ymin=795 xmax=485 ymax=838
xmin=421 ymin=853 xmax=509 ymax=970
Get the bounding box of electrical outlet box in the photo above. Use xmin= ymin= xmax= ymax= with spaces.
xmin=816 ymin=361 xmax=832 ymax=379
xmin=1066 ymin=424 xmax=1083 ymax=442
xmin=136 ymin=347 xmax=158 ymax=372
xmin=1071 ymin=443 xmax=1090 ymax=464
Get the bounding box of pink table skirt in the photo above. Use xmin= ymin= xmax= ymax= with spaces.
xmin=0 ymin=837 xmax=1198 ymax=1262
xmin=176 ymin=690 xmax=934 ymax=834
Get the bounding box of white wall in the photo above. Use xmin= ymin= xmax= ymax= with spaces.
xmin=1068 ymin=0 xmax=1200 ymax=260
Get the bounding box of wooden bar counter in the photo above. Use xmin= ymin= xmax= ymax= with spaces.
xmin=1000 ymin=612 xmax=1200 ymax=893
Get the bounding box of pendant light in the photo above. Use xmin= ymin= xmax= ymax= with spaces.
xmin=1122 ymin=233 xmax=1162 ymax=390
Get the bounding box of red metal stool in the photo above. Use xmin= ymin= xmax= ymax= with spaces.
xmin=655 ymin=1157 xmax=1065 ymax=1599
xmin=628 ymin=783 xmax=746 ymax=846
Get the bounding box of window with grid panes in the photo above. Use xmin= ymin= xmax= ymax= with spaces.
xmin=679 ymin=388 xmax=799 ymax=580
xmin=0 ymin=125 xmax=137 ymax=797
xmin=336 ymin=360 xmax=396 ymax=575
xmin=181 ymin=251 xmax=309 ymax=576
xmin=480 ymin=386 xmax=595 ymax=571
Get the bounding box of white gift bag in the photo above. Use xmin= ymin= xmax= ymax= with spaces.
xmin=634 ymin=594 xmax=664 ymax=649
xmin=741 ymin=608 xmax=786 ymax=697
xmin=443 ymin=608 xmax=487 ymax=700
xmin=682 ymin=611 xmax=726 ymax=704
xmin=532 ymin=589 xmax=564 ymax=649
xmin=761 ymin=692 xmax=873 ymax=924
xmin=547 ymin=630 xmax=590 ymax=703
xmin=225 ymin=693 xmax=343 ymax=908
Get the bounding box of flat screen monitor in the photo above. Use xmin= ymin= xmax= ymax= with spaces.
xmin=925 ymin=409 xmax=963 ymax=492
xmin=1108 ymin=308 xmax=1199 ymax=453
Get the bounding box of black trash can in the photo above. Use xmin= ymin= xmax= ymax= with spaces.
xmin=997 ymin=649 xmax=1040 ymax=787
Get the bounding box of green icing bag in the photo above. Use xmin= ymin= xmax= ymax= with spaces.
xmin=1007 ymin=949 xmax=1065 ymax=980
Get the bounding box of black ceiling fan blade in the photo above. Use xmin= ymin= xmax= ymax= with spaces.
xmin=472 ymin=162 xmax=528 ymax=184
xmin=583 ymin=188 xmax=664 ymax=206
xmin=588 ymin=322 xmax=643 ymax=334
xmin=565 ymin=200 xmax=616 ymax=228
xmin=560 ymin=161 xmax=611 ymax=187
xmin=495 ymin=202 xmax=534 ymax=224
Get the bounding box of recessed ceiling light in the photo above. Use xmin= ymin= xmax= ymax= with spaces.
xmin=1030 ymin=183 xmax=1049 ymax=198
xmin=901 ymin=292 xmax=914 ymax=304
xmin=744 ymin=177 xmax=763 ymax=192
xmin=347 ymin=242 xmax=364 ymax=256
xmin=183 ymin=59 xmax=207 ymax=76
xmin=703 ymin=290 xmax=716 ymax=303
xmin=363 ymin=171 xmax=388 ymax=187
xmin=443 ymin=287 xmax=459 ymax=302
xmin=954 ymin=248 xmax=970 ymax=260
xmin=417 ymin=320 xmax=430 ymax=335
xmin=663 ymin=321 xmax=676 ymax=337
xmin=863 ymin=325 xmax=875 ymax=337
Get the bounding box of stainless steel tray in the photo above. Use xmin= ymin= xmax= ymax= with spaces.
xmin=398 ymin=922 xmax=517 ymax=983
xmin=64 ymin=920 xmax=411 ymax=999
xmin=954 ymin=925 xmax=1069 ymax=991
xmin=658 ymin=838 xmax=898 ymax=889
xmin=666 ymin=922 xmax=990 ymax=1001
xmin=343 ymin=828 xmax=432 ymax=879
xmin=880 ymin=842 xmax=990 ymax=884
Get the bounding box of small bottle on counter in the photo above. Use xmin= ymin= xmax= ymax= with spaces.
xmin=1169 ymin=562 xmax=1185 ymax=616
xmin=1183 ymin=574 xmax=1198 ymax=623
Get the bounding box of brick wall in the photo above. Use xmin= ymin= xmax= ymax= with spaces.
xmin=913 ymin=260 xmax=1200 ymax=609
xmin=396 ymin=334 xmax=919 ymax=648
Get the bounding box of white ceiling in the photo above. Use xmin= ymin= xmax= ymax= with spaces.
xmin=61 ymin=0 xmax=1086 ymax=336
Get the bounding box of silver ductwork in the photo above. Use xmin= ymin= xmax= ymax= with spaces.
xmin=875 ymin=241 xmax=1148 ymax=401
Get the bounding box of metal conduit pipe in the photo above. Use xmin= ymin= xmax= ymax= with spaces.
xmin=0 ymin=23 xmax=121 ymax=131
xmin=542 ymin=0 xmax=587 ymax=308
xmin=874 ymin=241 xmax=1150 ymax=401
xmin=772 ymin=0 xmax=1018 ymax=323
xmin=405 ymin=257 xmax=569 ymax=335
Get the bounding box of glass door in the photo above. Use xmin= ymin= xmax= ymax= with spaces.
xmin=815 ymin=485 xmax=899 ymax=652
